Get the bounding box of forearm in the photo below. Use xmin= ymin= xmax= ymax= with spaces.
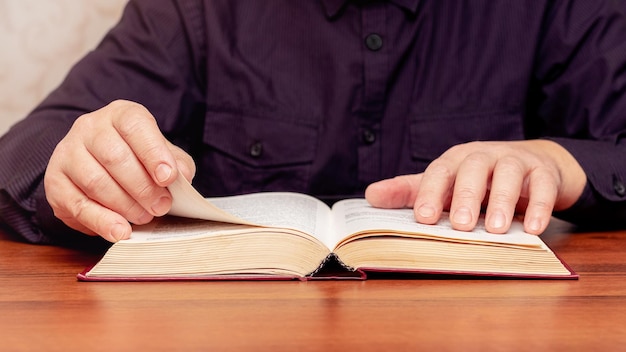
xmin=533 ymin=1 xmax=626 ymax=227
xmin=0 ymin=114 xmax=75 ymax=243
xmin=0 ymin=0 xmax=200 ymax=244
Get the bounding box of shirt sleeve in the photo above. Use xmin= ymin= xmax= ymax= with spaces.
xmin=532 ymin=1 xmax=626 ymax=227
xmin=0 ymin=0 xmax=205 ymax=244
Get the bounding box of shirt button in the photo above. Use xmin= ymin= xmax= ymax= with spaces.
xmin=249 ymin=142 xmax=263 ymax=158
xmin=614 ymin=179 xmax=626 ymax=196
xmin=362 ymin=129 xmax=376 ymax=145
xmin=365 ymin=33 xmax=383 ymax=51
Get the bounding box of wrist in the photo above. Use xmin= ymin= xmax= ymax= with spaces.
xmin=531 ymin=139 xmax=587 ymax=211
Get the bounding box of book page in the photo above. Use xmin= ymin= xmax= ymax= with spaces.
xmin=167 ymin=173 xmax=253 ymax=224
xmin=205 ymin=192 xmax=335 ymax=248
xmin=330 ymin=199 xmax=546 ymax=249
xmin=167 ymin=173 xmax=335 ymax=248
xmin=127 ymin=217 xmax=258 ymax=243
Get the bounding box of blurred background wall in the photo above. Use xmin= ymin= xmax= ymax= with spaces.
xmin=0 ymin=0 xmax=128 ymax=135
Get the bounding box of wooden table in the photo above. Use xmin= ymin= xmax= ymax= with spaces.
xmin=1 ymin=220 xmax=625 ymax=351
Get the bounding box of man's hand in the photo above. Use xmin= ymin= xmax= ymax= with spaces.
xmin=44 ymin=100 xmax=196 ymax=242
xmin=365 ymin=140 xmax=586 ymax=235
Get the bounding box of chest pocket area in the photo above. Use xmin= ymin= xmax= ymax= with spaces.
xmin=409 ymin=109 xmax=525 ymax=164
xmin=198 ymin=111 xmax=318 ymax=195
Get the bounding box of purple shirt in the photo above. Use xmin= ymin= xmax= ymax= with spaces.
xmin=2 ymin=0 xmax=626 ymax=245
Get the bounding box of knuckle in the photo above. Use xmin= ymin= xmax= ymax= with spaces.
xmin=108 ymin=99 xmax=146 ymax=117
xmin=445 ymin=141 xmax=481 ymax=155
xmin=489 ymin=189 xmax=517 ymax=205
xmin=454 ymin=186 xmax=480 ymax=201
xmin=118 ymin=117 xmax=146 ymax=139
xmin=51 ymin=140 xmax=71 ymax=158
xmin=497 ymin=155 xmax=525 ymax=172
xmin=442 ymin=144 xmax=462 ymax=156
xmin=463 ymin=151 xmax=491 ymax=166
xmin=135 ymin=143 xmax=165 ymax=163
xmin=62 ymin=195 xmax=91 ymax=221
xmin=134 ymin=181 xmax=159 ymax=201
xmin=72 ymin=111 xmax=93 ymax=127
xmin=446 ymin=142 xmax=470 ymax=154
xmin=118 ymin=200 xmax=150 ymax=224
xmin=43 ymin=169 xmax=62 ymax=191
xmin=425 ymin=160 xmax=454 ymax=180
xmin=108 ymin=99 xmax=135 ymax=109
xmin=531 ymin=166 xmax=560 ymax=185
xmin=463 ymin=140 xmax=484 ymax=149
xmin=528 ymin=198 xmax=554 ymax=212
xmin=99 ymin=143 xmax=132 ymax=167
xmin=115 ymin=106 xmax=155 ymax=138
xmin=72 ymin=109 xmax=105 ymax=133
xmin=80 ymin=172 xmax=109 ymax=196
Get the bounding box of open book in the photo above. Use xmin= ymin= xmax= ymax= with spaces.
xmin=78 ymin=175 xmax=577 ymax=281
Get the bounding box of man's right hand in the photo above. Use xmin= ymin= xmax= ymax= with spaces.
xmin=44 ymin=100 xmax=196 ymax=242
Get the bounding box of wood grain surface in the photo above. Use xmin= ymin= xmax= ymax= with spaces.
xmin=1 ymin=220 xmax=625 ymax=351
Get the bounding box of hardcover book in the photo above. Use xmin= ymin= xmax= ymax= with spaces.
xmin=78 ymin=175 xmax=577 ymax=281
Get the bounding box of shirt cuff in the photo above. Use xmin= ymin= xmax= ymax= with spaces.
xmin=547 ymin=137 xmax=626 ymax=228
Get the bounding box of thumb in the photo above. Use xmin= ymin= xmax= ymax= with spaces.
xmin=365 ymin=174 xmax=422 ymax=209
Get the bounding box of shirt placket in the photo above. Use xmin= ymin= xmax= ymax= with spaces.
xmin=358 ymin=3 xmax=387 ymax=185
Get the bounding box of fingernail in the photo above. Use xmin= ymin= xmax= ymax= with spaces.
xmin=417 ymin=204 xmax=436 ymax=218
xmin=155 ymin=163 xmax=172 ymax=183
xmin=452 ymin=207 xmax=472 ymax=225
xmin=490 ymin=211 xmax=506 ymax=229
xmin=110 ymin=224 xmax=128 ymax=242
xmin=527 ymin=217 xmax=542 ymax=233
xmin=151 ymin=196 xmax=170 ymax=215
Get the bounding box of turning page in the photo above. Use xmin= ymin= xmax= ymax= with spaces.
xmin=167 ymin=174 xmax=335 ymax=248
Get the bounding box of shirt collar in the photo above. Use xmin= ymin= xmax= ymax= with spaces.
xmin=320 ymin=0 xmax=420 ymax=18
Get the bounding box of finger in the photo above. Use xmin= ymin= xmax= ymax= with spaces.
xmin=365 ymin=175 xmax=422 ymax=209
xmin=108 ymin=100 xmax=179 ymax=187
xmin=77 ymin=103 xmax=174 ymax=217
xmin=61 ymin=220 xmax=99 ymax=237
xmin=448 ymin=152 xmax=492 ymax=231
xmin=45 ymin=172 xmax=133 ymax=242
xmin=523 ymin=167 xmax=558 ymax=235
xmin=168 ymin=141 xmax=197 ymax=183
xmin=82 ymin=119 xmax=172 ymax=218
xmin=412 ymin=159 xmax=456 ymax=225
xmin=62 ymin=145 xmax=157 ymax=225
xmin=484 ymin=156 xmax=525 ymax=234
xmin=47 ymin=126 xmax=157 ymax=225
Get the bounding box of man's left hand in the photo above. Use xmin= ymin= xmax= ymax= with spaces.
xmin=365 ymin=140 xmax=586 ymax=234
